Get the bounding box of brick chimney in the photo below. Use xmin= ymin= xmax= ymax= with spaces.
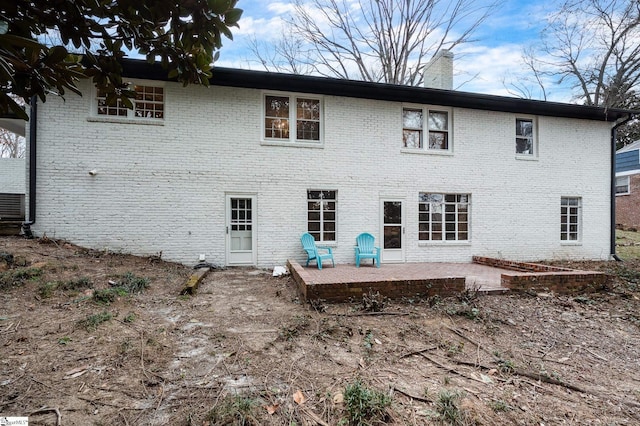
xmin=423 ymin=50 xmax=453 ymax=90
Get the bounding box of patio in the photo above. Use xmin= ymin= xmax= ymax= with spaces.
xmin=287 ymin=256 xmax=610 ymax=302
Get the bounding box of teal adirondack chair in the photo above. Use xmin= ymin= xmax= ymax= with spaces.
xmin=355 ymin=233 xmax=381 ymax=267
xmin=300 ymin=232 xmax=335 ymax=269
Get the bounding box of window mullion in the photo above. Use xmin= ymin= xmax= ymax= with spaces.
xmin=290 ymin=96 xmax=296 ymax=142
xmin=319 ymin=194 xmax=324 ymax=242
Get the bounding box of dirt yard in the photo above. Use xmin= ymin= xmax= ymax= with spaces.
xmin=1 ymin=235 xmax=640 ymax=425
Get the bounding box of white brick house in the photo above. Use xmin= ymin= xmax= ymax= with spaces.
xmin=22 ymin=59 xmax=635 ymax=267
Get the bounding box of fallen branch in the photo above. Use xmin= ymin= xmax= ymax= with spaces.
xmin=300 ymin=406 xmax=330 ymax=426
xmin=333 ymin=312 xmax=410 ymax=317
xmin=400 ymin=345 xmax=438 ymax=359
xmin=30 ymin=377 xmax=145 ymax=410
xmin=444 ymin=325 xmax=487 ymax=354
xmin=583 ymin=347 xmax=608 ymax=362
xmin=119 ymin=410 xmax=131 ymax=426
xmin=523 ymin=353 xmax=574 ymax=366
xmin=418 ymin=353 xmax=487 ymax=384
xmin=444 ymin=326 xmax=588 ymax=393
xmin=392 ymin=386 xmax=431 ymax=403
xmin=30 ymin=406 xmax=61 ymax=426
xmin=450 ymin=359 xmax=587 ymax=393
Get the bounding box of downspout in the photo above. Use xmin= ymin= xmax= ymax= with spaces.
xmin=22 ymin=96 xmax=37 ymax=238
xmin=610 ymin=113 xmax=634 ymax=261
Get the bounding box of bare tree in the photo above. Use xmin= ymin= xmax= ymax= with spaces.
xmin=516 ymin=0 xmax=640 ymax=108
xmin=250 ymin=0 xmax=499 ymax=85
xmin=1 ymin=95 xmax=25 ymax=158
xmin=0 ymin=130 xmax=25 ymax=158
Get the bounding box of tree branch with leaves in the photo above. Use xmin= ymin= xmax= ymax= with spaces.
xmin=0 ymin=0 xmax=243 ymax=120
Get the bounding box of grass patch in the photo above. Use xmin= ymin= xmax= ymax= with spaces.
xmin=92 ymin=273 xmax=150 ymax=305
xmin=117 ymin=272 xmax=150 ymax=293
xmin=436 ymin=390 xmax=467 ymax=425
xmin=343 ymin=379 xmax=391 ymax=426
xmin=0 ymin=267 xmax=43 ymax=290
xmin=93 ymin=287 xmax=128 ymax=305
xmin=445 ymin=302 xmax=481 ymax=320
xmin=38 ymin=277 xmax=93 ymax=298
xmin=489 ymin=399 xmax=513 ymax=413
xmin=59 ymin=277 xmax=93 ymax=291
xmin=37 ymin=281 xmax=58 ymax=298
xmin=77 ymin=311 xmax=112 ymax=331
xmin=205 ymin=394 xmax=259 ymax=425
xmin=617 ymin=230 xmax=640 ymax=259
xmin=58 ymin=336 xmax=72 ymax=345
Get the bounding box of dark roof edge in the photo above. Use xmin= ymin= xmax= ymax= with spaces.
xmin=121 ymin=58 xmax=637 ymax=122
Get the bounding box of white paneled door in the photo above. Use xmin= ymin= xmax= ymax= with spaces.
xmin=226 ymin=195 xmax=256 ymax=265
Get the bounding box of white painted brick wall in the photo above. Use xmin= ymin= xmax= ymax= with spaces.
xmin=0 ymin=158 xmax=26 ymax=194
xmin=27 ymin=79 xmax=613 ymax=266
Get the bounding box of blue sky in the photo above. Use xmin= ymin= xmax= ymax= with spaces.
xmin=212 ymin=0 xmax=572 ymax=101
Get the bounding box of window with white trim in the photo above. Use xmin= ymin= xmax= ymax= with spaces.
xmin=560 ymin=197 xmax=581 ymax=241
xmin=402 ymin=106 xmax=451 ymax=151
xmin=419 ymin=193 xmax=469 ymax=241
xmin=96 ymin=84 xmax=164 ymax=119
xmin=307 ymin=190 xmax=336 ymax=242
xmin=615 ymin=176 xmax=630 ymax=195
xmin=516 ymin=117 xmax=536 ymax=156
xmin=265 ymin=94 xmax=321 ymax=143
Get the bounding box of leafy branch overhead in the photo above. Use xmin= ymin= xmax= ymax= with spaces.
xmin=0 ymin=0 xmax=243 ymax=119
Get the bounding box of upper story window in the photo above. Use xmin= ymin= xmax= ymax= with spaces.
xmin=516 ymin=117 xmax=536 ymax=156
xmin=402 ymin=106 xmax=451 ymax=152
xmin=615 ymin=175 xmax=630 ymax=195
xmin=264 ymin=94 xmax=322 ymax=143
xmin=96 ymin=84 xmax=164 ymax=120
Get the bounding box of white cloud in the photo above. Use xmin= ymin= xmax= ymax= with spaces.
xmin=267 ymin=2 xmax=296 ymax=14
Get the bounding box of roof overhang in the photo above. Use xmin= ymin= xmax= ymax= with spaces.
xmin=119 ymin=58 xmax=636 ymax=122
xmin=0 ymin=116 xmax=26 ymax=137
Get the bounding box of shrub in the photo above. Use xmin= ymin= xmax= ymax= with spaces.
xmin=343 ymin=379 xmax=391 ymax=426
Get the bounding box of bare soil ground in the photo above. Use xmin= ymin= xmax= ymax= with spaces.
xmin=1 ymin=235 xmax=640 ymax=425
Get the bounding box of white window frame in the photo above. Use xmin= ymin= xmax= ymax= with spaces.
xmin=307 ymin=190 xmax=337 ymax=243
xmin=515 ymin=116 xmax=537 ymax=158
xmin=418 ymin=193 xmax=470 ymax=242
xmin=263 ymin=92 xmax=323 ymax=147
xmin=402 ymin=105 xmax=453 ymax=155
xmin=560 ymin=196 xmax=582 ymax=243
xmin=615 ymin=175 xmax=630 ymax=196
xmin=88 ymin=79 xmax=165 ymax=125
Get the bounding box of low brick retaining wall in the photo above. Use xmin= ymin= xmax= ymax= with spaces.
xmin=288 ymin=260 xmax=465 ymax=303
xmin=472 ymin=256 xmax=574 ymax=272
xmin=473 ymin=256 xmax=609 ymax=294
